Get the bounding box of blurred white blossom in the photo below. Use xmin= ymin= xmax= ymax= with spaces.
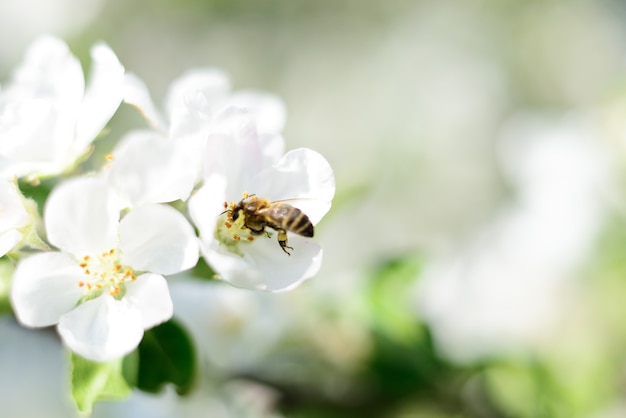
xmin=169 ymin=278 xmax=287 ymax=373
xmin=0 ymin=35 xmax=124 ymax=180
xmin=416 ymin=114 xmax=609 ymax=361
xmin=0 ymin=316 xmax=78 ymax=418
xmin=92 ymin=380 xmax=283 ymax=418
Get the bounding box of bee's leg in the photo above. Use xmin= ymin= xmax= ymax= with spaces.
xmin=277 ymin=229 xmax=293 ymax=256
xmin=247 ymin=225 xmax=264 ymax=235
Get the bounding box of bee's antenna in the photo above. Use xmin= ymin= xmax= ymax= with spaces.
xmin=219 ymin=201 xmax=233 ymax=216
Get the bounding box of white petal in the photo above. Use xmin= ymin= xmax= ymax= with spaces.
xmin=75 ymin=42 xmax=125 ymax=152
xmin=123 ymin=73 xmax=167 ymax=132
xmin=123 ymin=273 xmax=173 ymax=329
xmin=58 ymin=295 xmax=143 ymax=362
xmin=164 ymin=68 xmax=231 ymax=121
xmin=204 ymin=109 xmax=265 ymax=195
xmin=0 ymin=229 xmax=22 ymax=257
xmin=228 ymin=90 xmax=287 ymax=135
xmin=258 ymin=133 xmax=286 ymax=167
xmin=251 ymin=148 xmax=336 ymax=224
xmin=0 ymin=178 xmax=30 ymax=232
xmin=0 ymin=36 xmax=84 ymax=177
xmin=11 ymin=35 xmax=84 ymax=111
xmin=205 ymin=234 xmax=322 ymax=292
xmin=107 ymin=130 xmax=202 ymax=206
xmin=0 ymin=99 xmax=59 ymax=173
xmin=119 ymin=204 xmax=199 ymax=275
xmin=45 ymin=177 xmax=121 ymax=257
xmin=188 ymin=175 xmax=228 ymax=241
xmin=11 ymin=252 xmax=85 ymax=327
xmin=168 ymin=89 xmax=213 ymax=143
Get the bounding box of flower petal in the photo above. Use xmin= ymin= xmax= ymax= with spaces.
xmin=107 ymin=130 xmax=202 ymax=207
xmin=119 ymin=204 xmax=199 ymax=275
xmin=188 ymin=174 xmax=228 ymax=240
xmin=164 ymin=68 xmax=231 ymax=122
xmin=10 ymin=35 xmax=84 ymax=111
xmin=45 ymin=177 xmax=121 ymax=257
xmin=58 ymin=295 xmax=143 ymax=362
xmin=11 ymin=252 xmax=85 ymax=327
xmin=0 ymin=178 xmax=30 ymax=232
xmin=0 ymin=35 xmax=84 ymax=178
xmin=0 ymin=179 xmax=30 ymax=251
xmin=123 ymin=273 xmax=173 ymax=329
xmin=123 ymin=72 xmax=167 ymax=132
xmin=205 ymin=234 xmax=322 ymax=292
xmin=251 ymin=148 xmax=336 ymax=225
xmin=74 ymin=42 xmax=125 ymax=154
xmin=169 ymin=278 xmax=287 ymax=370
xmin=227 ymin=90 xmax=287 ymax=135
xmin=0 ymin=99 xmax=59 ymax=177
xmin=0 ymin=229 xmax=22 ymax=257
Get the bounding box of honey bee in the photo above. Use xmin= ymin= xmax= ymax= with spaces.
xmin=224 ymin=194 xmax=314 ymax=255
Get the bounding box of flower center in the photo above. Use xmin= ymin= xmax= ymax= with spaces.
xmin=214 ymin=193 xmax=269 ymax=256
xmin=76 ymin=248 xmax=137 ymax=299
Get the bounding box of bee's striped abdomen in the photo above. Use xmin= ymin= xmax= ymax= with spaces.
xmin=271 ymin=204 xmax=314 ymax=237
xmin=289 ymin=209 xmax=314 ymax=237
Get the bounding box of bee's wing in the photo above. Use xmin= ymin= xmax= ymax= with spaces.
xmin=270 ymin=197 xmax=331 ymax=225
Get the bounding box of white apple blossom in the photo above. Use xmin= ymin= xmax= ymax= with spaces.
xmin=0 ymin=178 xmax=38 ymax=257
xmin=107 ymin=68 xmax=286 ymax=207
xmin=10 ymin=177 xmax=199 ymax=361
xmin=188 ymin=111 xmax=335 ymax=292
xmin=124 ymin=67 xmax=286 ymax=139
xmin=0 ymin=35 xmax=125 ymax=180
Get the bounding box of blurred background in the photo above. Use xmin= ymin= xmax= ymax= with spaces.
xmin=4 ymin=0 xmax=626 ymax=417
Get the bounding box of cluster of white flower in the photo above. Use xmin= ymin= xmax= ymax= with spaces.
xmin=1 ymin=35 xmax=335 ymax=362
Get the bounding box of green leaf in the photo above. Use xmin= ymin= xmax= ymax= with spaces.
xmin=135 ymin=319 xmax=196 ymax=395
xmin=366 ymin=255 xmax=423 ymax=344
xmin=70 ymin=352 xmax=132 ymax=415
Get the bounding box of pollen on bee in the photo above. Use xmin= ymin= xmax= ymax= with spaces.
xmin=243 ymin=191 xmax=249 ymax=199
